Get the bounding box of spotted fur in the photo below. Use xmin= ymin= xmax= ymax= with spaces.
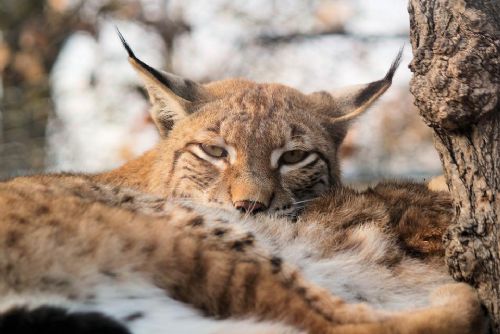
xmin=0 ymin=33 xmax=487 ymax=333
xmin=0 ymin=174 xmax=488 ymax=333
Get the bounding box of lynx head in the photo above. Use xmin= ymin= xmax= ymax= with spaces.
xmin=118 ymin=31 xmax=401 ymax=217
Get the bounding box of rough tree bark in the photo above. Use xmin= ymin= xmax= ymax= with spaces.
xmin=408 ymin=0 xmax=499 ymax=331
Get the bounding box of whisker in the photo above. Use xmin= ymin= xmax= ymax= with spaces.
xmin=291 ymin=198 xmax=319 ymax=205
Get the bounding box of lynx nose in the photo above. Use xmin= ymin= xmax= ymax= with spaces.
xmin=234 ymin=200 xmax=267 ymax=215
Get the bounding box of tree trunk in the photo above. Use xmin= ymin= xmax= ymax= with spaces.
xmin=408 ymin=0 xmax=500 ymax=331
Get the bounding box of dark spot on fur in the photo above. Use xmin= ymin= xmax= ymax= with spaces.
xmin=308 ymin=294 xmax=320 ymax=303
xmin=100 ymin=270 xmax=118 ymax=279
xmin=5 ymin=230 xmax=21 ymax=247
xmin=378 ymin=251 xmax=403 ymax=268
xmin=339 ymin=213 xmax=374 ymax=230
xmin=9 ymin=214 xmax=28 ymax=225
xmin=35 ymin=205 xmax=50 ymax=215
xmin=179 ymin=204 xmax=194 ymax=213
xmin=169 ymin=284 xmax=184 ymax=300
xmin=232 ymin=240 xmax=245 ymax=252
xmin=355 ymin=293 xmax=368 ymax=302
xmin=225 ymin=234 xmax=253 ymax=253
xmin=206 ymin=126 xmax=220 ymax=134
xmin=188 ymin=216 xmax=204 ymax=227
xmin=122 ymin=312 xmax=144 ymax=322
xmin=5 ymin=263 xmax=14 ymax=274
xmin=120 ymin=195 xmax=134 ymax=203
xmin=141 ymin=241 xmax=158 ymax=255
xmin=40 ymin=276 xmax=71 ymax=288
xmin=238 ymin=233 xmax=255 ymax=247
xmin=296 ymin=286 xmax=307 ymax=296
xmin=213 ymin=228 xmax=227 ymax=237
xmin=124 ymin=295 xmax=141 ymax=300
xmin=270 ymin=256 xmax=282 ymax=273
xmin=121 ymin=239 xmax=135 ymax=252
xmin=90 ymin=184 xmax=102 ymax=192
xmin=94 ymin=214 xmax=105 ymax=223
xmin=75 ymin=246 xmax=95 ymax=258
xmin=214 ymin=259 xmax=237 ymax=317
xmin=67 ymin=293 xmax=79 ymax=300
xmin=47 ymin=219 xmax=60 ymax=226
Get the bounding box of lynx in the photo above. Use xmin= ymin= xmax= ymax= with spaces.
xmin=0 ymin=32 xmax=488 ymax=333
xmin=96 ymin=31 xmax=402 ymax=217
xmin=0 ymin=175 xmax=487 ymax=333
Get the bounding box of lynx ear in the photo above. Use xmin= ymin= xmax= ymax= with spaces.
xmin=323 ymin=47 xmax=403 ymax=124
xmin=117 ymin=29 xmax=206 ymax=136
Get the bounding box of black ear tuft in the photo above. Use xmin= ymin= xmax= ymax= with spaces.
xmin=326 ymin=46 xmax=405 ymax=124
xmin=114 ymin=27 xmax=180 ymax=96
xmin=384 ymin=45 xmax=404 ymax=83
xmin=115 ymin=26 xmax=136 ymax=59
xmin=352 ymin=46 xmax=404 ymax=108
xmin=116 ymin=28 xmax=208 ymax=137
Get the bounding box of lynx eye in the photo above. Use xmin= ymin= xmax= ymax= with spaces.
xmin=280 ymin=150 xmax=309 ymax=165
xmin=200 ymin=144 xmax=227 ymax=158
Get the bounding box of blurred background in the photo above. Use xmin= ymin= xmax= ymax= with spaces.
xmin=0 ymin=0 xmax=443 ymax=183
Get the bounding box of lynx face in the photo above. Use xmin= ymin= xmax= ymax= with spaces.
xmin=117 ymin=31 xmax=401 ymax=216
xmin=151 ymin=83 xmax=340 ymax=217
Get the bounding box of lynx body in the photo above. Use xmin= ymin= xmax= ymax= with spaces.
xmin=0 ymin=175 xmax=487 ymax=334
xmin=0 ymin=34 xmax=488 ymax=333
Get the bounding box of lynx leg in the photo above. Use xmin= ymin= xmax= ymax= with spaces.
xmin=0 ymin=182 xmax=383 ymax=334
xmin=149 ymin=205 xmax=386 ymax=334
xmin=328 ymin=283 xmax=488 ymax=334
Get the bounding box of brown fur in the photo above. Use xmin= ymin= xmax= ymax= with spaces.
xmin=0 ymin=174 xmax=488 ymax=333
xmin=96 ymin=80 xmax=343 ymax=213
xmin=1 ymin=175 xmax=363 ymax=333
xmin=94 ymin=38 xmax=402 ymax=217
xmin=0 ymin=175 xmax=486 ymax=333
xmin=302 ymin=181 xmax=453 ymax=260
xmin=0 ymin=38 xmax=487 ymax=332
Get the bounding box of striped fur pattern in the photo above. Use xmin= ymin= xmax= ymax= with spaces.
xmin=0 ymin=174 xmax=488 ymax=333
